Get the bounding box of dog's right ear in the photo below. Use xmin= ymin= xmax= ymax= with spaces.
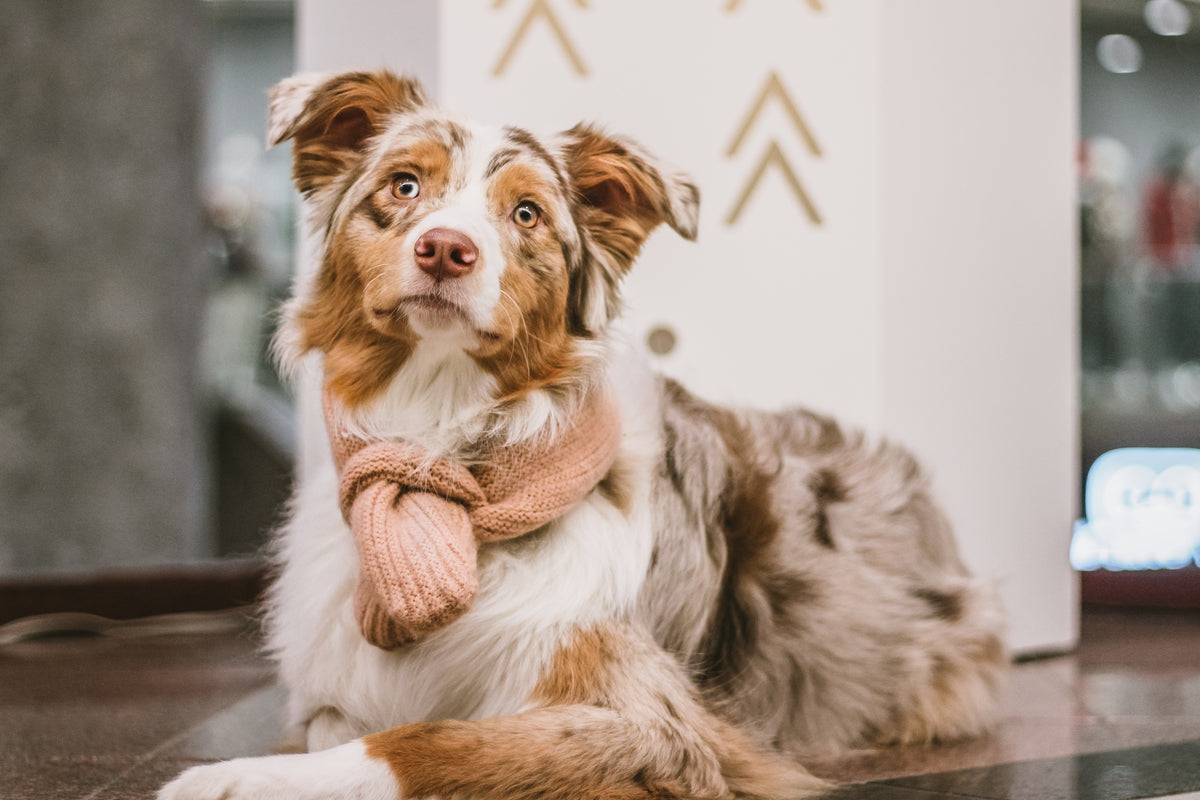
xmin=267 ymin=70 xmax=427 ymax=197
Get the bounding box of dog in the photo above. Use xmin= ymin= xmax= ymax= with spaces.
xmin=159 ymin=70 xmax=1006 ymax=800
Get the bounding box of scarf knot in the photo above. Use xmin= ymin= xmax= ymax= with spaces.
xmin=324 ymin=390 xmax=622 ymax=649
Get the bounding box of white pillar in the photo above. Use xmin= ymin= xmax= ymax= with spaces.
xmin=877 ymin=1 xmax=1080 ymax=654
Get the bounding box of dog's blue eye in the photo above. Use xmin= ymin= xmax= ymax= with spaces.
xmin=392 ymin=173 xmax=420 ymax=200
xmin=512 ymin=201 xmax=540 ymax=229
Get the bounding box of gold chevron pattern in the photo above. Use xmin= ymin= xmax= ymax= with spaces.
xmin=726 ymin=72 xmax=822 ymax=159
xmin=725 ymin=142 xmax=822 ymax=226
xmin=726 ymin=71 xmax=824 ymax=227
xmin=492 ymin=0 xmax=589 ymax=78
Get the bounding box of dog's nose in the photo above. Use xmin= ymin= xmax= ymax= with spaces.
xmin=414 ymin=228 xmax=478 ymax=280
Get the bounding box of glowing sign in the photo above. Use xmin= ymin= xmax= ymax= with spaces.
xmin=1071 ymin=448 xmax=1200 ymax=571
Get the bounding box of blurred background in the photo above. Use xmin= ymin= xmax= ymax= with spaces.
xmin=0 ymin=0 xmax=298 ymax=615
xmin=0 ymin=0 xmax=1197 ymax=641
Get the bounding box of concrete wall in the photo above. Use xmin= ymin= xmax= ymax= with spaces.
xmin=0 ymin=1 xmax=212 ymax=575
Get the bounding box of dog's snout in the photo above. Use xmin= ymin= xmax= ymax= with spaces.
xmin=414 ymin=228 xmax=479 ymax=281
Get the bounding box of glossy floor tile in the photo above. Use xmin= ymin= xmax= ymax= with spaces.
xmin=882 ymin=740 xmax=1200 ymax=800
xmin=813 ymin=608 xmax=1200 ymax=799
xmin=1 ymin=607 xmax=1198 ymax=799
xmin=0 ymin=610 xmax=278 ymax=800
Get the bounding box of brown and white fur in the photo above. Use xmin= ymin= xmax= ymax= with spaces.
xmin=160 ymin=71 xmax=1006 ymax=800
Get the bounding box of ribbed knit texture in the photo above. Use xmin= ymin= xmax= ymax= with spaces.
xmin=324 ymin=390 xmax=621 ymax=650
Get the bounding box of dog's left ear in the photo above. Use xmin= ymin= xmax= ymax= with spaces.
xmin=556 ymin=124 xmax=700 ymax=335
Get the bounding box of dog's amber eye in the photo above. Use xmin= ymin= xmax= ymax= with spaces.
xmin=512 ymin=201 xmax=541 ymax=229
xmin=392 ymin=173 xmax=420 ymax=200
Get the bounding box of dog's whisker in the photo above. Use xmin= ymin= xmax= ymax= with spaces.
xmin=498 ymin=289 xmax=533 ymax=379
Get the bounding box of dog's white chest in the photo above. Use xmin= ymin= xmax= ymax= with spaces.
xmin=269 ymin=465 xmax=653 ymax=739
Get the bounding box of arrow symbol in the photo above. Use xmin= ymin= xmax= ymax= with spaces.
xmin=726 ymin=72 xmax=821 ymax=159
xmin=725 ymin=142 xmax=822 ymax=226
xmin=726 ymin=71 xmax=823 ymax=227
xmin=493 ymin=0 xmax=589 ymax=78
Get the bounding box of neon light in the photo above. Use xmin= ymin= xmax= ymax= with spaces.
xmin=1071 ymin=448 xmax=1200 ymax=571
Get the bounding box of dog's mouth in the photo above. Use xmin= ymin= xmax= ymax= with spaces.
xmin=394 ymin=294 xmax=463 ymax=319
xmin=374 ymin=296 xmax=501 ymax=344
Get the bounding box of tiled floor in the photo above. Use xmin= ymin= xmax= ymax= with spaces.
xmin=1 ymin=606 xmax=1198 ymax=799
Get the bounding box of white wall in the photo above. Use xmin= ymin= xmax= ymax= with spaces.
xmin=440 ymin=1 xmax=885 ymax=427
xmin=297 ymin=0 xmax=439 ymax=88
xmin=294 ymin=0 xmax=1079 ymax=654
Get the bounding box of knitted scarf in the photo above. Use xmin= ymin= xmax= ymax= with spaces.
xmin=324 ymin=389 xmax=621 ymax=650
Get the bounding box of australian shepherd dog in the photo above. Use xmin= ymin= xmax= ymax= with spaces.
xmin=160 ymin=70 xmax=1006 ymax=800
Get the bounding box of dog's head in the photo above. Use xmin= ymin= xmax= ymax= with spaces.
xmin=269 ymin=70 xmax=699 ymax=408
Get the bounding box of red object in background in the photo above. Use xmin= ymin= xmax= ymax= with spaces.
xmin=1143 ymin=174 xmax=1199 ymax=270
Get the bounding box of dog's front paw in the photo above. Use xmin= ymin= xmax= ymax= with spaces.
xmin=158 ymin=760 xmax=273 ymax=800
xmin=157 ymin=742 xmax=400 ymax=800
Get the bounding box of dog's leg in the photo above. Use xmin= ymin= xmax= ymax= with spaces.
xmin=158 ymin=740 xmax=398 ymax=800
xmin=305 ymin=705 xmax=361 ymax=751
xmin=159 ymin=624 xmax=827 ymax=800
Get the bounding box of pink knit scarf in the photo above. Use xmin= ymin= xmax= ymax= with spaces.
xmin=324 ymin=389 xmax=621 ymax=650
